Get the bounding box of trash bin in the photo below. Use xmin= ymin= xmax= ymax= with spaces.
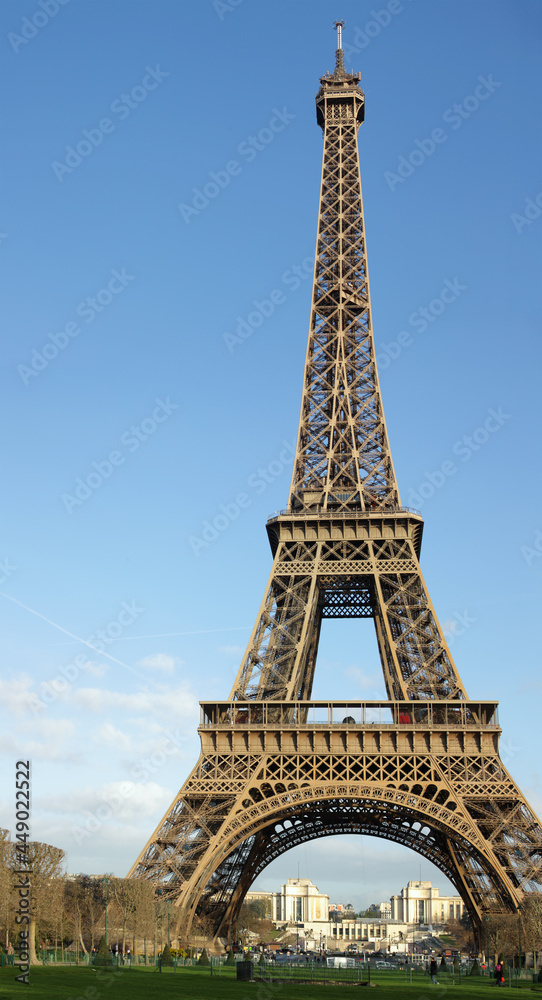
xmin=236 ymin=960 xmax=254 ymax=981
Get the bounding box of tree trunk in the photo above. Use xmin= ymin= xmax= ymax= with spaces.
xmin=28 ymin=915 xmax=39 ymax=965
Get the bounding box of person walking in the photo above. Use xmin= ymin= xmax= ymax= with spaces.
xmin=494 ymin=960 xmax=505 ymax=986
xmin=430 ymin=957 xmax=439 ymax=984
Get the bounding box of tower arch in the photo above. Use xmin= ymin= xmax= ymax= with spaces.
xmin=173 ymin=780 xmax=531 ymax=941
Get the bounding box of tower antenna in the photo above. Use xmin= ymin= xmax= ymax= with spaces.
xmin=333 ymin=19 xmax=345 ymax=50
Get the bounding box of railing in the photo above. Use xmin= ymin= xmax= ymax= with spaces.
xmin=267 ymin=506 xmax=422 ymax=521
xmin=199 ymin=700 xmax=499 ymax=729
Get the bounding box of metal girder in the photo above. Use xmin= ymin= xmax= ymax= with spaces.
xmin=128 ymin=32 xmax=541 ymax=950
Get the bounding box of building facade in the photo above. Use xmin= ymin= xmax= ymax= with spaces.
xmin=245 ymin=879 xmax=329 ymax=923
xmin=330 ymin=917 xmax=408 ymax=947
xmin=246 ymin=877 xmax=464 ymax=951
xmin=390 ymin=880 xmax=465 ymax=924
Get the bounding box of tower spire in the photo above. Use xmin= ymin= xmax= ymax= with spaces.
xmin=333 ymin=19 xmax=346 ymax=79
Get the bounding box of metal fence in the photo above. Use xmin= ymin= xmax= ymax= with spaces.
xmin=250 ymin=959 xmax=542 ymax=988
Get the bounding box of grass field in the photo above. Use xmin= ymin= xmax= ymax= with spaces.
xmin=0 ymin=965 xmax=540 ymax=1000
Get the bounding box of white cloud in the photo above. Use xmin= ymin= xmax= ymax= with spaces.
xmin=39 ymin=780 xmax=174 ymax=824
xmin=83 ymin=660 xmax=108 ymax=679
xmin=138 ymin=653 xmax=178 ymax=674
xmin=218 ymin=645 xmax=244 ymax=655
xmin=0 ymin=717 xmax=75 ymax=760
xmin=72 ymin=683 xmax=198 ymax=722
xmin=94 ymin=722 xmax=132 ymax=753
xmin=89 ymin=720 xmax=194 ymax=764
xmin=0 ymin=673 xmax=37 ymax=715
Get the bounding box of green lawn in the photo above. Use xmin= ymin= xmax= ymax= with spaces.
xmin=0 ymin=966 xmax=540 ymax=999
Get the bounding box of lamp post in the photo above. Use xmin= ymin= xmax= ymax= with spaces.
xmin=485 ymin=915 xmax=490 ymax=973
xmin=517 ymin=906 xmax=522 ymax=987
xmin=167 ymin=899 xmax=171 ymax=948
xmin=102 ymin=878 xmax=111 ymax=946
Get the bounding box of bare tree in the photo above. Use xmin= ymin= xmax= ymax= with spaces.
xmin=63 ymin=875 xmax=108 ymax=955
xmin=109 ymin=877 xmax=156 ymax=956
xmin=520 ymin=895 xmax=542 ymax=969
xmin=8 ymin=841 xmax=66 ymax=964
xmin=485 ymin=911 xmax=517 ymax=964
xmin=125 ymin=879 xmax=155 ymax=961
xmin=107 ymin=878 xmax=130 ymax=954
xmin=63 ymin=878 xmax=87 ymax=955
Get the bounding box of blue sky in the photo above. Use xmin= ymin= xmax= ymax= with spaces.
xmin=0 ymin=0 xmax=541 ymax=912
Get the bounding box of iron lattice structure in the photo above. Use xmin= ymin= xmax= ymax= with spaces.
xmin=128 ymin=31 xmax=542 ymax=944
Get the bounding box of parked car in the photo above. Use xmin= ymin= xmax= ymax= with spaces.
xmin=375 ymin=960 xmax=394 ymax=968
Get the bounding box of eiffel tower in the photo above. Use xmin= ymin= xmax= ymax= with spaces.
xmin=128 ymin=24 xmax=542 ymax=944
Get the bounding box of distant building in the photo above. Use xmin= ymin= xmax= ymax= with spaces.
xmin=390 ymin=880 xmax=465 ymax=924
xmin=271 ymin=878 xmax=329 ymax=924
xmin=330 ymin=916 xmax=407 ymax=947
xmin=246 ymin=877 xmax=465 ymax=952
